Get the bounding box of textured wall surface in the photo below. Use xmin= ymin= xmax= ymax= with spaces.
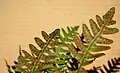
xmin=0 ymin=0 xmax=120 ymax=73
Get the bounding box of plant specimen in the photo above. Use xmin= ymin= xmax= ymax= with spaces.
xmin=5 ymin=7 xmax=119 ymax=73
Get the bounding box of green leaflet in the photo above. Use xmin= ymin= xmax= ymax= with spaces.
xmin=60 ymin=26 xmax=79 ymax=43
xmin=34 ymin=37 xmax=45 ymax=49
xmin=29 ymin=44 xmax=40 ymax=56
xmin=68 ymin=44 xmax=83 ymax=60
xmin=22 ymin=50 xmax=34 ymax=61
xmin=41 ymin=31 xmax=49 ymax=41
xmin=85 ymin=44 xmax=111 ymax=52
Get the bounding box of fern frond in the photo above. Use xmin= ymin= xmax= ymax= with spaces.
xmin=31 ymin=29 xmax=60 ymax=73
xmin=88 ymin=57 xmax=120 ymax=73
xmin=7 ymin=26 xmax=79 ymax=73
xmin=71 ymin=7 xmax=119 ymax=73
xmin=100 ymin=57 xmax=120 ymax=73
xmin=10 ymin=29 xmax=60 ymax=73
xmin=5 ymin=60 xmax=13 ymax=73
xmin=9 ymin=26 xmax=79 ymax=73
xmin=44 ymin=26 xmax=80 ymax=72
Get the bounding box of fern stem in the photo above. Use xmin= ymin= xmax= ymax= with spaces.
xmin=76 ymin=20 xmax=108 ymax=73
xmin=30 ymin=34 xmax=57 ymax=73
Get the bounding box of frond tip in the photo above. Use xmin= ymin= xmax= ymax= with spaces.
xmin=5 ymin=60 xmax=13 ymax=73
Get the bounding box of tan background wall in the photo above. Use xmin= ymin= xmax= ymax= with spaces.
xmin=0 ymin=0 xmax=120 ymax=73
